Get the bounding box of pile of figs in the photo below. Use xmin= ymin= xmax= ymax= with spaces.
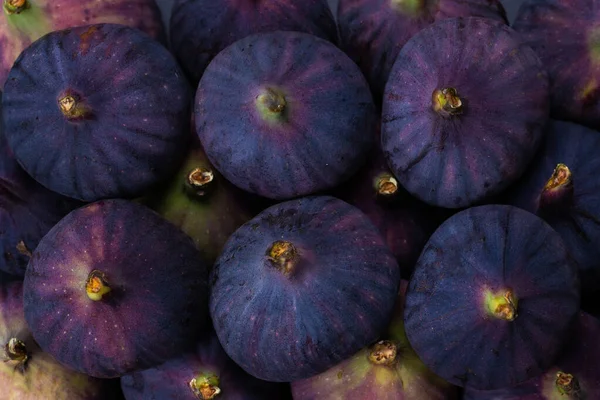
xmin=2 ymin=0 xmax=600 ymax=399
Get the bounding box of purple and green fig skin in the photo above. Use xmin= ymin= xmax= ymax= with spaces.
xmin=23 ymin=199 xmax=211 ymax=379
xmin=464 ymin=312 xmax=600 ymax=400
xmin=337 ymin=0 xmax=508 ymax=105
xmin=0 ymin=0 xmax=166 ymax=88
xmin=1 ymin=280 xmax=115 ymax=400
xmin=209 ymin=195 xmax=401 ymax=382
xmin=1 ymin=23 xmax=191 ymax=202
xmin=404 ymin=204 xmax=580 ymax=390
xmin=1 ymin=96 xmax=84 ymax=277
xmin=381 ymin=17 xmax=550 ymax=209
xmin=513 ymin=0 xmax=600 ymax=131
xmin=503 ymin=120 xmax=600 ymax=312
xmin=139 ymin=133 xmax=256 ymax=265
xmin=120 ymin=329 xmax=292 ymax=400
xmin=170 ymin=0 xmax=337 ymax=86
xmin=291 ymin=280 xmax=459 ymax=400
xmin=195 ymin=31 xmax=377 ymax=200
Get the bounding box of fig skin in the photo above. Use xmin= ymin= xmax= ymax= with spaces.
xmin=210 ymin=195 xmax=401 ymax=382
xmin=0 ymin=0 xmax=166 ymax=88
xmin=404 ymin=204 xmax=580 ymax=390
xmin=1 ymin=280 xmax=116 ymax=399
xmin=2 ymin=23 xmax=192 ymax=202
xmin=513 ymin=0 xmax=600 ymax=131
xmin=464 ymin=312 xmax=600 ymax=400
xmin=291 ymin=280 xmax=460 ymax=400
xmin=23 ymin=199 xmax=210 ymax=379
xmin=120 ymin=328 xmax=292 ymax=400
xmin=170 ymin=0 xmax=337 ymax=86
xmin=140 ymin=134 xmax=256 ymax=265
xmin=1 ymin=95 xmax=84 ymax=277
xmin=337 ymin=0 xmax=508 ymax=105
xmin=195 ymin=31 xmax=376 ymax=200
xmin=382 ymin=17 xmax=549 ymax=209
xmin=503 ymin=120 xmax=600 ymax=312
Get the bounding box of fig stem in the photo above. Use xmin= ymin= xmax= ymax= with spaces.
xmin=368 ymin=340 xmax=398 ymax=366
xmin=3 ymin=0 xmax=29 ymax=14
xmin=256 ymin=87 xmax=288 ymax=124
xmin=58 ymin=92 xmax=93 ymax=120
xmin=484 ymin=288 xmax=517 ymax=321
xmin=186 ymin=167 xmax=215 ymax=197
xmin=85 ymin=270 xmax=111 ymax=301
xmin=3 ymin=338 xmax=28 ymax=373
xmin=376 ymin=174 xmax=399 ymax=196
xmin=539 ymin=164 xmax=573 ymax=213
xmin=189 ymin=373 xmax=221 ymax=400
xmin=267 ymin=240 xmax=298 ymax=277
xmin=556 ymin=371 xmax=581 ymax=398
xmin=432 ymin=87 xmax=464 ymax=117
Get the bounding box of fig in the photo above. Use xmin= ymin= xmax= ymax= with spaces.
xmin=23 ymin=199 xmax=210 ymax=378
xmin=120 ymin=328 xmax=292 ymax=400
xmin=0 ymin=0 xmax=166 ymax=88
xmin=291 ymin=280 xmax=460 ymax=400
xmin=381 ymin=17 xmax=549 ymax=208
xmin=210 ymin=195 xmax=400 ymax=382
xmin=140 ymin=134 xmax=256 ymax=265
xmin=1 ymin=280 xmax=116 ymax=399
xmin=1 ymin=23 xmax=191 ymax=202
xmin=195 ymin=31 xmax=376 ymax=200
xmin=513 ymin=0 xmax=600 ymax=130
xmin=1 ymin=93 xmax=83 ymax=276
xmin=336 ymin=0 xmax=508 ymax=105
xmin=503 ymin=119 xmax=600 ymax=312
xmin=464 ymin=312 xmax=600 ymax=400
xmin=170 ymin=0 xmax=337 ymax=86
xmin=404 ymin=204 xmax=580 ymax=390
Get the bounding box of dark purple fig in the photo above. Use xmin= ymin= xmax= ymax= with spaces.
xmin=140 ymin=134 xmax=257 ymax=265
xmin=381 ymin=17 xmax=549 ymax=208
xmin=170 ymin=0 xmax=337 ymax=86
xmin=1 ymin=95 xmax=83 ymax=277
xmin=1 ymin=280 xmax=118 ymax=399
xmin=23 ymin=199 xmax=210 ymax=378
xmin=334 ymin=129 xmax=439 ymax=278
xmin=0 ymin=0 xmax=166 ymax=88
xmin=210 ymin=195 xmax=400 ymax=382
xmin=464 ymin=312 xmax=600 ymax=400
xmin=336 ymin=0 xmax=508 ymax=105
xmin=120 ymin=328 xmax=292 ymax=400
xmin=503 ymin=120 xmax=600 ymax=311
xmin=404 ymin=204 xmax=580 ymax=390
xmin=195 ymin=31 xmax=376 ymax=200
xmin=513 ymin=0 xmax=600 ymax=131
xmin=2 ymin=23 xmax=191 ymax=202
xmin=291 ymin=280 xmax=459 ymax=400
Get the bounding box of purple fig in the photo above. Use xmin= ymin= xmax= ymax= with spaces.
xmin=23 ymin=199 xmax=210 ymax=378
xmin=382 ymin=17 xmax=549 ymax=208
xmin=404 ymin=204 xmax=580 ymax=390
